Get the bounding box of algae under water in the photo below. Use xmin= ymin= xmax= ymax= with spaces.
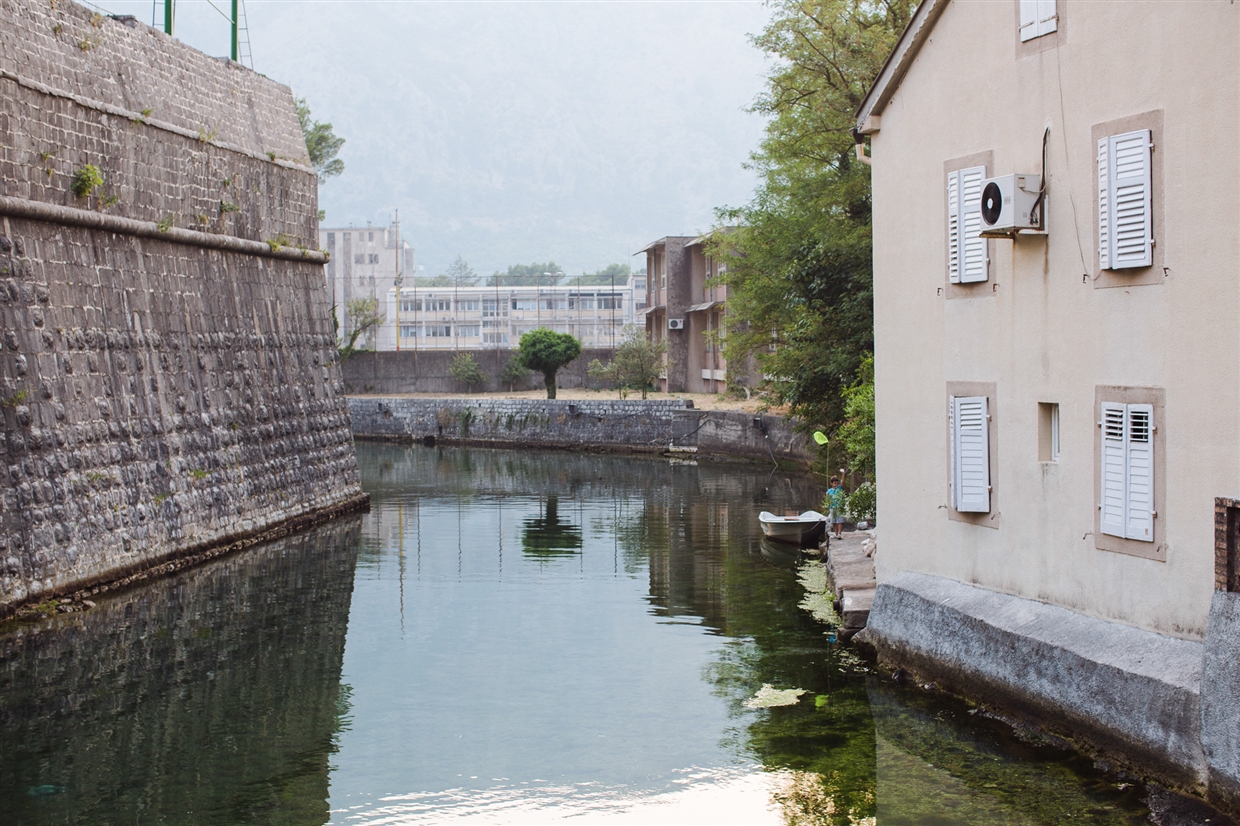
xmin=0 ymin=443 xmax=1211 ymax=824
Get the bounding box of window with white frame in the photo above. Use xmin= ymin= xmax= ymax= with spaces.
xmin=483 ymin=332 xmax=508 ymax=344
xmin=947 ymin=166 xmax=988 ymax=284
xmin=458 ymin=299 xmax=480 ymax=312
xmin=401 ymin=299 xmax=420 ymax=313
xmin=950 ymin=395 xmax=991 ymax=513
xmin=1099 ymin=402 xmax=1155 ymax=542
xmin=1098 ymin=129 xmax=1153 ymax=271
xmin=482 ymin=299 xmax=507 ymax=317
xmin=1019 ymin=0 xmax=1057 ymax=42
xmin=400 ymin=325 xmax=420 ymax=338
xmin=456 ymin=325 xmax=480 ymax=338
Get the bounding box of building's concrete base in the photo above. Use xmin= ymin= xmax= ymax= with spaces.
xmin=856 ymin=572 xmax=1209 ymax=797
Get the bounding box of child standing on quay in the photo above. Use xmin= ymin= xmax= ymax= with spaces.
xmin=826 ymin=478 xmax=845 ymax=539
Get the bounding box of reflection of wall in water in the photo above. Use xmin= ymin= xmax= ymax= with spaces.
xmin=0 ymin=517 xmax=362 ymax=825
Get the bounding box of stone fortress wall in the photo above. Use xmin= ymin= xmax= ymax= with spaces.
xmin=0 ymin=0 xmax=367 ymax=618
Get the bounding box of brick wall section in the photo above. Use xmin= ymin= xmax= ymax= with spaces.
xmin=348 ymin=397 xmax=815 ymax=465
xmin=341 ymin=348 xmax=617 ymax=394
xmin=0 ymin=0 xmax=365 ymax=617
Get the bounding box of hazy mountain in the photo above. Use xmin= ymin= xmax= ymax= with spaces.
xmin=90 ymin=0 xmax=771 ymax=276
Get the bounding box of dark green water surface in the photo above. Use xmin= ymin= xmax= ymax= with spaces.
xmin=0 ymin=444 xmax=1203 ymax=824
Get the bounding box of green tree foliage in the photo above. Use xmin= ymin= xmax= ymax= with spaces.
xmin=337 ymin=297 xmax=384 ymax=360
xmin=713 ymin=0 xmax=913 ymax=436
xmin=486 ymin=262 xmax=563 ymax=287
xmin=588 ymin=325 xmax=667 ymax=400
xmin=500 ymin=353 xmax=532 ymax=391
xmin=517 ymin=328 xmax=582 ymax=399
xmin=449 ymin=351 xmax=487 ymax=391
xmin=442 ymin=255 xmax=480 ymax=286
xmin=565 ymin=263 xmax=638 ymax=287
xmin=835 ymin=354 xmax=875 ymax=479
xmin=295 ymin=98 xmax=345 ymax=182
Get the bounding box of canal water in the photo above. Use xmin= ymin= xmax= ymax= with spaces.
xmin=0 ymin=443 xmax=1202 ymax=824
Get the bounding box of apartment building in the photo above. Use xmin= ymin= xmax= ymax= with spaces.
xmin=639 ymin=234 xmax=730 ymax=394
xmin=375 ymin=281 xmax=640 ymax=351
xmin=320 ymin=220 xmax=414 ymax=342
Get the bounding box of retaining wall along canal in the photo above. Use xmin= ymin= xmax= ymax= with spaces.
xmin=0 ymin=0 xmax=367 ymax=619
xmin=860 ymin=572 xmax=1240 ymax=815
xmin=347 ymin=397 xmax=817 ymax=466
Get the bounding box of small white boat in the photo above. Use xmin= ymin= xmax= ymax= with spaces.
xmin=759 ymin=511 xmax=827 ymax=547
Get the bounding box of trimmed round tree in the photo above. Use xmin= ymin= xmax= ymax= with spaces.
xmin=518 ymin=328 xmax=582 ymax=399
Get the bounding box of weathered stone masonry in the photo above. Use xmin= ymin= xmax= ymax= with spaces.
xmin=348 ymin=397 xmax=816 ymax=466
xmin=0 ymin=0 xmax=366 ymax=618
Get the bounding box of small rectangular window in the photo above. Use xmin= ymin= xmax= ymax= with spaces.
xmin=353 ymin=254 xmax=364 ymax=264
xmin=1038 ymin=402 xmax=1060 ymax=462
xmin=1019 ymin=0 xmax=1057 ymax=41
xmin=947 ymin=166 xmax=988 ymax=284
xmin=1099 ymin=402 xmax=1155 ymax=542
xmin=1098 ymin=129 xmax=1153 ymax=270
xmin=951 ymin=395 xmax=991 ymax=513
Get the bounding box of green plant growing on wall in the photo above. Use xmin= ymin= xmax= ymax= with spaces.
xmin=265 ymin=233 xmax=292 ymax=252
xmin=71 ymin=165 xmax=103 ymax=198
xmin=587 ymin=325 xmax=667 ymax=400
xmin=1 ymin=389 xmax=29 ymax=408
xmin=78 ymin=34 xmax=101 ymax=51
xmin=517 ymin=329 xmax=582 ymax=400
xmin=449 ymin=352 xmax=487 ymax=392
xmin=337 ymin=297 xmax=384 ymax=360
xmin=219 ymin=201 xmax=239 ymax=215
xmin=156 ymin=215 xmax=175 ymax=232
xmin=457 ymin=408 xmax=476 ymax=436
xmin=99 ymin=193 xmax=120 ymax=209
xmin=295 ymin=97 xmax=346 ymax=182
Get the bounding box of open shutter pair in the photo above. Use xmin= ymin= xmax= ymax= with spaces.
xmin=947 ymin=167 xmax=988 ymax=284
xmin=1098 ymin=129 xmax=1153 ymax=270
xmin=1100 ymin=402 xmax=1155 ymax=541
xmin=1019 ymin=0 xmax=1058 ymax=42
xmin=951 ymin=395 xmax=990 ymax=513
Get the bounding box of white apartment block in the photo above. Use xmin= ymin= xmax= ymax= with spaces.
xmin=375 ymin=282 xmax=641 ymax=351
xmin=320 ymin=221 xmax=413 ymax=344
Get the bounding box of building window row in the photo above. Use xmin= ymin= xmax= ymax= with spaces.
xmin=948 ymin=386 xmax=1162 ymax=552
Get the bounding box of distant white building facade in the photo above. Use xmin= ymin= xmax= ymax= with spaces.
xmin=319 ymin=220 xmax=413 ymax=344
xmin=375 ymin=281 xmax=640 ymax=351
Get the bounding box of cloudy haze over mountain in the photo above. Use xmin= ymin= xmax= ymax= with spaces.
xmin=99 ymin=0 xmax=771 ymax=277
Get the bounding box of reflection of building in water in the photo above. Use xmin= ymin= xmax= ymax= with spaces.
xmin=522 ymin=495 xmax=584 ymax=557
xmin=0 ymin=518 xmax=363 ymax=824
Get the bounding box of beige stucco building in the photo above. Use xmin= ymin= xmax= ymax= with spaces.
xmin=640 ymin=235 xmax=731 ymax=394
xmin=856 ymin=0 xmax=1240 ymax=808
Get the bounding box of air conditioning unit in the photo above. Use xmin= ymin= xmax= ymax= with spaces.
xmin=979 ymin=174 xmax=1045 ymax=237
xmin=668 ymin=318 xmax=685 ymax=330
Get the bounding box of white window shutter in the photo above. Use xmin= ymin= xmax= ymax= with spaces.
xmin=1037 ymin=0 xmax=1058 ymax=37
xmin=1097 ymin=138 xmax=1111 ymax=270
xmin=958 ymin=166 xmax=988 ymax=284
xmin=1019 ymin=0 xmax=1039 ymax=41
xmin=1107 ymin=130 xmax=1153 ymax=269
xmin=1125 ymin=403 xmax=1155 ymax=541
xmin=953 ymin=395 xmax=991 ymax=513
xmin=947 ymin=171 xmax=961 ymax=283
xmin=1099 ymin=403 xmax=1127 ymax=538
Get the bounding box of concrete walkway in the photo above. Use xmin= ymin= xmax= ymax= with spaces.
xmin=825 ymin=531 xmax=876 ymax=636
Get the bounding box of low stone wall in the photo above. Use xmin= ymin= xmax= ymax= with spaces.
xmin=341 ymin=348 xmax=616 ymax=395
xmin=347 ymin=397 xmax=816 ymax=466
xmin=858 ymin=572 xmax=1212 ymax=799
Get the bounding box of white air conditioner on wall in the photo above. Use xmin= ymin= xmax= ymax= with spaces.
xmin=668 ymin=318 xmax=684 ymax=330
xmin=979 ymin=174 xmax=1045 ymax=237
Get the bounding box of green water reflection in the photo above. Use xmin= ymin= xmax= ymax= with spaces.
xmin=0 ymin=443 xmax=1200 ymax=824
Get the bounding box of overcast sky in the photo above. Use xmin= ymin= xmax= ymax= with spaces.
xmin=95 ymin=0 xmax=772 ymax=277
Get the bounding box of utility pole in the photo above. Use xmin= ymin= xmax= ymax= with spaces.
xmin=394 ymin=211 xmax=402 ymax=352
